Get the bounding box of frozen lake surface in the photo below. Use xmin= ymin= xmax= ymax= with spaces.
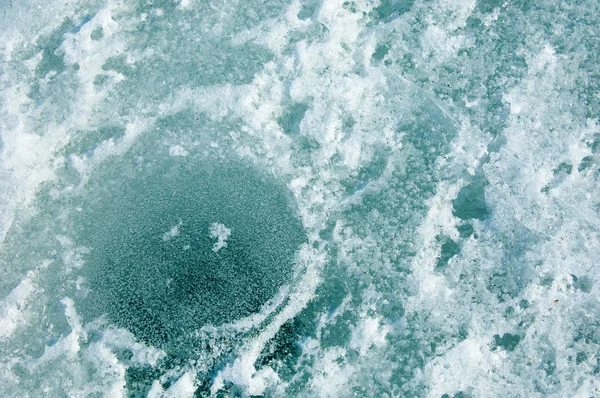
xmin=1 ymin=0 xmax=599 ymax=396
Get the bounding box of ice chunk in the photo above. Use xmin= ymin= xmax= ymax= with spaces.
xmin=209 ymin=222 xmax=231 ymax=252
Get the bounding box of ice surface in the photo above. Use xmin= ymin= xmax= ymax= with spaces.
xmin=73 ymin=156 xmax=306 ymax=357
xmin=1 ymin=0 xmax=600 ymax=396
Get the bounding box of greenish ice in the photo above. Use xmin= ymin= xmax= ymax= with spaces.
xmin=1 ymin=0 xmax=599 ymax=396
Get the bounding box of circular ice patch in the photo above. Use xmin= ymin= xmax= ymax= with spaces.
xmin=74 ymin=156 xmax=305 ymax=349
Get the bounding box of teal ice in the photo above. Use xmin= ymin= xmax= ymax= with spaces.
xmin=1 ymin=0 xmax=600 ymax=396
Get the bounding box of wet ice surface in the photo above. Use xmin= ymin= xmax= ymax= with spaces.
xmin=1 ymin=0 xmax=600 ymax=396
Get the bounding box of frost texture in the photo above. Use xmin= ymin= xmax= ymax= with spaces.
xmin=209 ymin=222 xmax=231 ymax=253
xmin=1 ymin=0 xmax=599 ymax=396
